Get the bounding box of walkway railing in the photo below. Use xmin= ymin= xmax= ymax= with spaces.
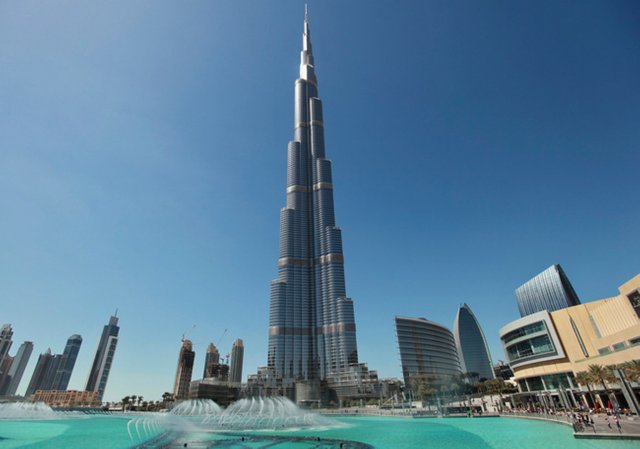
xmin=501 ymin=410 xmax=574 ymax=426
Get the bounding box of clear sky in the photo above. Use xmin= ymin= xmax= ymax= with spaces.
xmin=1 ymin=1 xmax=638 ymax=403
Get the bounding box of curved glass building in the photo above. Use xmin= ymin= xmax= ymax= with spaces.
xmin=516 ymin=264 xmax=581 ymax=317
xmin=453 ymin=304 xmax=495 ymax=380
xmin=395 ymin=316 xmax=461 ymax=388
xmin=267 ymin=13 xmax=358 ymax=384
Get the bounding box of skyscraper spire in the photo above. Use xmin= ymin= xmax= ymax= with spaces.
xmin=267 ymin=11 xmax=359 ymax=388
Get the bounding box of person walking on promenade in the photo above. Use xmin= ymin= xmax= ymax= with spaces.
xmin=615 ymin=416 xmax=622 ymax=433
xmin=605 ymin=416 xmax=613 ymax=431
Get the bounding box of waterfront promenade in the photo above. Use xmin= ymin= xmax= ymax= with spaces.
xmin=503 ymin=410 xmax=640 ymax=439
xmin=320 ymin=407 xmax=640 ymax=439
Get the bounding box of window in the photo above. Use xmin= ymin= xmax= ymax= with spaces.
xmin=612 ymin=342 xmax=626 ymax=351
xmin=628 ymin=290 xmax=640 ymax=318
xmin=506 ymin=334 xmax=555 ymax=362
xmin=570 ymin=317 xmax=589 ymax=358
xmin=502 ymin=321 xmax=547 ymax=344
xmin=597 ymin=347 xmax=611 ymax=355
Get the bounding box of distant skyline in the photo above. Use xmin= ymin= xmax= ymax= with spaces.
xmin=1 ymin=1 xmax=639 ymax=402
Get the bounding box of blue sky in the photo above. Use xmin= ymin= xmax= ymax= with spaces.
xmin=1 ymin=1 xmax=638 ymax=402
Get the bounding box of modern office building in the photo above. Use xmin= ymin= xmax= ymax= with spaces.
xmin=174 ymin=338 xmax=195 ymax=400
xmin=51 ymin=335 xmax=82 ymax=391
xmin=85 ymin=315 xmax=119 ymax=402
xmin=500 ymin=273 xmax=640 ymax=413
xmin=0 ymin=356 xmax=13 ymax=394
xmin=516 ymin=264 xmax=581 ymax=317
xmin=453 ymin=304 xmax=495 ymax=380
xmin=2 ymin=341 xmax=33 ymax=396
xmin=229 ymin=339 xmax=244 ymax=384
xmin=395 ymin=316 xmax=462 ymax=390
xmin=267 ymin=10 xmax=360 ymax=389
xmin=0 ymin=324 xmax=13 ymax=366
xmin=26 ymin=348 xmax=53 ymax=396
xmin=203 ymin=343 xmax=220 ymax=378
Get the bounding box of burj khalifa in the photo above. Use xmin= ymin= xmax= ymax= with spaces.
xmin=267 ymin=12 xmax=359 ymax=386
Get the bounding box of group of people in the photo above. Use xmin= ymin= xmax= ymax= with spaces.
xmin=572 ymin=410 xmax=623 ymax=433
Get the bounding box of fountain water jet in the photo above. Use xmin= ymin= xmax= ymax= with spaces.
xmin=201 ymin=397 xmax=337 ymax=431
xmin=170 ymin=399 xmax=222 ymax=416
xmin=0 ymin=402 xmax=58 ymax=420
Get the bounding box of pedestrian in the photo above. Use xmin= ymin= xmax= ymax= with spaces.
xmin=615 ymin=416 xmax=622 ymax=433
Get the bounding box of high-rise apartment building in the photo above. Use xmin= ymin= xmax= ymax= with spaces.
xmin=85 ymin=315 xmax=119 ymax=402
xmin=2 ymin=341 xmax=33 ymax=396
xmin=516 ymin=264 xmax=581 ymax=317
xmin=395 ymin=316 xmax=462 ymax=390
xmin=0 ymin=324 xmax=13 ymax=367
xmin=267 ymin=12 xmax=359 ymax=386
xmin=26 ymin=349 xmax=53 ymax=396
xmin=173 ymin=338 xmax=195 ymax=399
xmin=229 ymin=339 xmax=244 ymax=384
xmin=0 ymin=355 xmax=13 ymax=394
xmin=453 ymin=304 xmax=495 ymax=380
xmin=203 ymin=343 xmax=220 ymax=378
xmin=51 ymin=334 xmax=82 ymax=391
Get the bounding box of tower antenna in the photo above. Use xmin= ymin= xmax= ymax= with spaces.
xmin=305 ymin=4 xmax=308 ymax=22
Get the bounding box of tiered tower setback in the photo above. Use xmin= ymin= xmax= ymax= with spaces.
xmin=267 ymin=13 xmax=359 ymax=384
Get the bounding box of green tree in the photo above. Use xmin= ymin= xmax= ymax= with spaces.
xmin=622 ymin=360 xmax=640 ymax=383
xmin=121 ymin=396 xmax=131 ymax=412
xmin=575 ymin=371 xmax=597 ymax=408
xmin=161 ymin=392 xmax=174 ymax=404
xmin=409 ymin=373 xmax=437 ymax=401
xmin=588 ymin=364 xmax=618 ymax=408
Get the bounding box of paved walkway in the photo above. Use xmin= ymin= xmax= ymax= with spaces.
xmin=577 ymin=413 xmax=640 ymax=438
xmin=502 ymin=411 xmax=640 ymax=439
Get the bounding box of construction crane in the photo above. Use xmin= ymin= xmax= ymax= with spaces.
xmin=181 ymin=325 xmax=197 ymax=343
xmin=217 ymin=328 xmax=228 ymax=347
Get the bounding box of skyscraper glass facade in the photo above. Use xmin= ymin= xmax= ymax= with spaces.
xmin=229 ymin=339 xmax=244 ymax=384
xmin=395 ymin=316 xmax=461 ymax=389
xmin=0 ymin=324 xmax=13 ymax=367
xmin=453 ymin=304 xmax=495 ymax=380
xmin=3 ymin=341 xmax=33 ymax=396
xmin=267 ymin=14 xmax=358 ymax=384
xmin=26 ymin=349 xmax=53 ymax=396
xmin=85 ymin=315 xmax=119 ymax=402
xmin=51 ymin=334 xmax=82 ymax=391
xmin=516 ymin=264 xmax=581 ymax=317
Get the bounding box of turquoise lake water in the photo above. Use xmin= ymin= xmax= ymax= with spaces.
xmin=1 ymin=415 xmax=638 ymax=449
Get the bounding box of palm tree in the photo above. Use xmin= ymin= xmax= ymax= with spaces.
xmin=484 ymin=378 xmax=511 ymax=412
xmin=121 ymin=396 xmax=131 ymax=412
xmin=623 ymin=360 xmax=640 ymax=383
xmin=137 ymin=396 xmax=143 ymax=408
xmin=161 ymin=392 xmax=174 ymax=404
xmin=574 ymin=371 xmax=597 ymax=409
xmin=588 ymin=364 xmax=618 ymax=409
xmin=130 ymin=395 xmax=137 ymax=410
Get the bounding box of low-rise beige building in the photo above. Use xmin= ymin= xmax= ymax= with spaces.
xmin=499 ymin=274 xmax=640 ymax=411
xmin=33 ymin=389 xmax=100 ymax=408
